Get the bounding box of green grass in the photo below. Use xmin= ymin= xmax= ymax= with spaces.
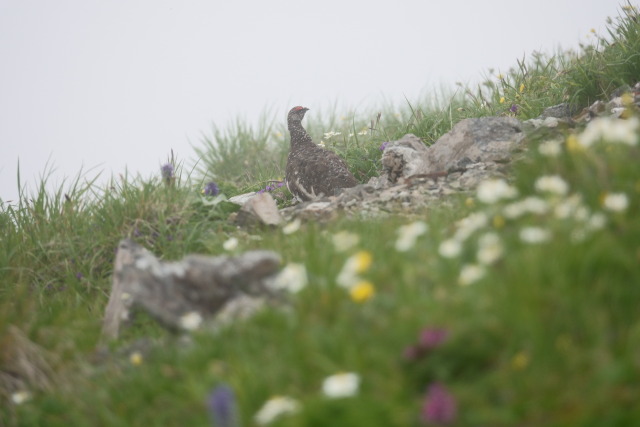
xmin=2 ymin=4 xmax=640 ymax=426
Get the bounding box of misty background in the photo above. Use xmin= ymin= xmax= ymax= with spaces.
xmin=0 ymin=1 xmax=623 ymax=203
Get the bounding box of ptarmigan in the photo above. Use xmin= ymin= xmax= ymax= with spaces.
xmin=285 ymin=106 xmax=357 ymax=202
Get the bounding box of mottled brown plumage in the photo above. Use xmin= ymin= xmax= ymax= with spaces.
xmin=285 ymin=106 xmax=357 ymax=202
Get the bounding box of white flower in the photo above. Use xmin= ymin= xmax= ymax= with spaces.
xmin=223 ymin=237 xmax=239 ymax=251
xmin=438 ymin=238 xmax=462 ymax=258
xmin=336 ymin=251 xmax=372 ymax=288
xmin=476 ymin=178 xmax=518 ymax=204
xmin=535 ymin=175 xmax=569 ymax=196
xmin=458 ymin=264 xmax=485 ymax=286
xmin=331 ymin=231 xmax=360 ymax=252
xmin=270 ymin=263 xmax=308 ymax=293
xmin=519 ymin=227 xmax=551 ymax=244
xmin=554 ymin=194 xmax=585 ymax=219
xmin=323 ymin=131 xmax=342 ymax=139
xmin=322 ymin=372 xmax=360 ymax=398
xmin=358 ymin=129 xmax=368 ymax=135
xmin=454 ymin=212 xmax=488 ymax=242
xmin=318 ymin=140 xmax=326 ymax=148
xmin=11 ymin=390 xmax=32 ymax=405
xmin=179 ymin=311 xmax=203 ymax=331
xmin=538 ymin=139 xmax=563 ymax=157
xmin=254 ymin=396 xmax=300 ymax=425
xmin=579 ymin=116 xmax=639 ymax=147
xmin=477 ymin=232 xmax=503 ymax=265
xmin=602 ymin=192 xmax=629 ymax=212
xmin=282 ymin=218 xmax=301 ymax=235
xmin=587 ymin=212 xmax=607 ymax=230
xmin=395 ymin=221 xmax=428 ymax=252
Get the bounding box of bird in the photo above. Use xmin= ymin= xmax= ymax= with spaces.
xmin=285 ymin=106 xmax=357 ymax=202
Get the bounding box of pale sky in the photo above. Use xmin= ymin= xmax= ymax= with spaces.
xmin=0 ymin=0 xmax=624 ymax=203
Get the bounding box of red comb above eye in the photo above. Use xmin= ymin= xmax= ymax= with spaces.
xmin=293 ymin=106 xmax=304 ymax=110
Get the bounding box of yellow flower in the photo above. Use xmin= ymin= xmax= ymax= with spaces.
xmin=130 ymin=351 xmax=143 ymax=366
xmin=511 ymin=351 xmax=529 ymax=370
xmin=497 ymin=73 xmax=504 ymax=80
xmin=350 ymin=280 xmax=375 ymax=302
xmin=352 ymin=251 xmax=372 ymax=273
xmin=492 ymin=214 xmax=505 ymax=229
xmin=519 ymin=83 xmax=525 ymax=93
xmin=566 ymin=134 xmax=583 ymax=152
xmin=499 ymin=97 xmax=505 ymax=104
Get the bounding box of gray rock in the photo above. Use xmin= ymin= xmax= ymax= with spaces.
xmin=423 ymin=117 xmax=525 ymax=174
xmin=381 ymin=134 xmax=430 ymax=183
xmin=102 ymin=239 xmax=282 ymax=339
xmin=539 ymin=103 xmax=576 ymax=119
xmin=228 ymin=192 xmax=257 ymax=205
xmin=234 ymin=192 xmax=283 ymax=227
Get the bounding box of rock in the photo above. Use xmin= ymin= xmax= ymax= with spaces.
xmin=228 ymin=192 xmax=257 ymax=206
xmin=101 ymin=239 xmax=282 ymax=339
xmin=423 ymin=117 xmax=525 ymax=173
xmin=539 ymin=103 xmax=577 ymax=119
xmin=234 ymin=192 xmax=283 ymax=227
xmin=381 ymin=134 xmax=430 ymax=184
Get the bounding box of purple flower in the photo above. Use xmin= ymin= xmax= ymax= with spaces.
xmin=75 ymin=272 xmax=84 ymax=280
xmin=208 ymin=385 xmax=237 ymax=427
xmin=203 ymin=181 xmax=220 ymax=197
xmin=510 ymin=104 xmax=519 ymax=114
xmin=379 ymin=141 xmax=390 ymax=151
xmin=276 ymin=181 xmax=285 ymax=188
xmin=161 ymin=163 xmax=175 ymax=183
xmin=419 ymin=328 xmax=449 ymax=350
xmin=421 ymin=382 xmax=457 ymax=425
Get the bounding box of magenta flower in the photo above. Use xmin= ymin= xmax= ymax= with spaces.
xmin=421 ymin=382 xmax=457 ymax=425
xmin=419 ymin=328 xmax=449 ymax=350
xmin=379 ymin=141 xmax=390 ymax=151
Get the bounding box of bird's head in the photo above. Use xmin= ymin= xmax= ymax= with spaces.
xmin=288 ymin=106 xmax=309 ymax=124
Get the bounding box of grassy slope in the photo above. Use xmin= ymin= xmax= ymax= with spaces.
xmin=1 ymin=5 xmax=639 ymax=426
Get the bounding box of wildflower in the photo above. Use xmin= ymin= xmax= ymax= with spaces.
xmin=587 ymin=212 xmax=607 ymax=230
xmin=477 ymin=232 xmax=503 ymax=265
xmin=519 ymin=83 xmax=525 ymax=93
xmin=538 ymin=139 xmax=562 ymax=157
xmin=337 ymin=251 xmax=373 ymax=288
xmin=75 ymin=272 xmax=84 ymax=280
xmin=535 ymin=175 xmax=569 ymax=196
xmin=476 ymin=178 xmax=517 ymax=204
xmin=395 ymin=221 xmax=428 ymax=252
xmin=566 ymin=133 xmax=583 ymax=152
xmin=499 ymin=96 xmax=506 ymax=104
xmin=503 ymin=196 xmax=550 ymax=219
xmin=454 ymin=212 xmax=489 ymax=242
xmin=254 ymin=396 xmax=300 ymax=425
xmin=419 ymin=328 xmax=449 ymax=350
xmin=318 ymin=140 xmax=326 ymax=148
xmin=511 ymin=351 xmax=529 ymax=370
xmin=358 ymin=129 xmax=368 ymax=136
xmin=497 ymin=73 xmax=504 ymax=80
xmin=208 ymin=385 xmax=237 ymax=427
xmin=223 ymin=237 xmax=239 ymax=251
xmin=519 ymin=226 xmax=551 ymax=244
xmin=179 ymin=311 xmax=203 ymax=331
xmin=438 ymin=238 xmax=462 ymax=258
xmin=323 ymin=131 xmax=342 ymax=139
xmin=11 ymin=390 xmax=32 ymax=405
xmin=203 ymin=181 xmax=220 ymax=197
xmin=331 ymin=231 xmax=360 ymax=252
xmin=458 ymin=263 xmax=485 ymax=286
xmin=579 ymin=116 xmax=639 ymax=147
xmin=161 ymin=163 xmax=174 ymax=183
xmin=130 ymin=351 xmax=143 ymax=366
xmin=270 ymin=263 xmax=308 ymax=293
xmin=510 ymin=104 xmax=519 ymax=114
xmin=602 ymin=192 xmax=629 ymax=212
xmin=282 ymin=218 xmax=301 ymax=235
xmin=322 ymin=372 xmax=360 ymax=398
xmin=554 ymin=194 xmax=585 ymax=219
xmin=421 ymin=382 xmax=457 ymax=425
xmin=349 ymin=280 xmax=375 ymax=302
xmin=379 ymin=141 xmax=390 ymax=151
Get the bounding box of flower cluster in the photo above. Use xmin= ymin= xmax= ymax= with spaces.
xmin=336 ymin=250 xmax=375 ymax=302
xmin=257 ymin=181 xmax=285 ymax=194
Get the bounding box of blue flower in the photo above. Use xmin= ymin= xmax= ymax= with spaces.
xmin=208 ymin=385 xmax=237 ymax=427
xmin=203 ymin=181 xmax=220 ymax=197
xmin=161 ymin=163 xmax=174 ymax=183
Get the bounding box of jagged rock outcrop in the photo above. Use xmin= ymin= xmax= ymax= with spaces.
xmin=102 ymin=239 xmax=282 ymax=339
